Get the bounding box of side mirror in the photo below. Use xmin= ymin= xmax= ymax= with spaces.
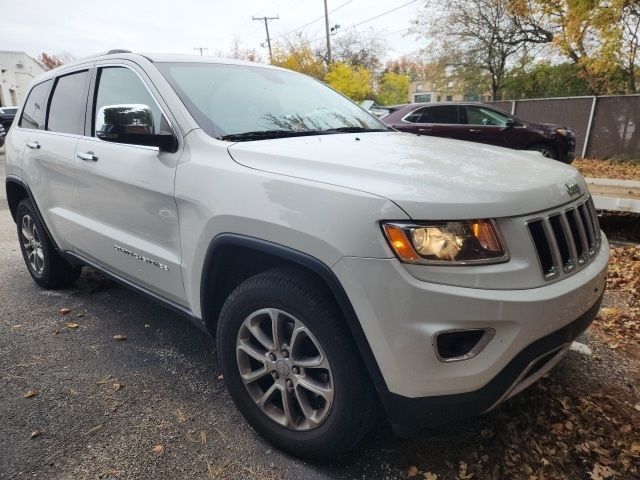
xmin=96 ymin=104 xmax=177 ymax=152
xmin=505 ymin=118 xmax=516 ymax=128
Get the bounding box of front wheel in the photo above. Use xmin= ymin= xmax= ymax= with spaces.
xmin=527 ymin=143 xmax=557 ymax=160
xmin=216 ymin=267 xmax=376 ymax=459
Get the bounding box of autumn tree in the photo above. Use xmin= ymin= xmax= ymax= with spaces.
xmin=271 ymin=34 xmax=325 ymax=79
xmin=36 ymin=52 xmax=74 ymax=71
xmin=376 ymin=72 xmax=410 ymax=105
xmin=325 ymin=63 xmax=373 ymax=102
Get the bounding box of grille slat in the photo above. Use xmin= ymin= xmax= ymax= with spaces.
xmin=527 ymin=197 xmax=601 ymax=281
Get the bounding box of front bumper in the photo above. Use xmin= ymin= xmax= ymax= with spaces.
xmin=332 ymin=235 xmax=608 ymax=431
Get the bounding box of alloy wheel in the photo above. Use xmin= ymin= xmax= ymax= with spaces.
xmin=21 ymin=214 xmax=44 ymax=275
xmin=235 ymin=308 xmax=333 ymax=431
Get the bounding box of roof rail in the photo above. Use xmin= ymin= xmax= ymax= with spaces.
xmin=106 ymin=49 xmax=132 ymax=54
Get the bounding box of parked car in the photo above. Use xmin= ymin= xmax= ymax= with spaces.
xmin=383 ymin=102 xmax=576 ymax=163
xmin=4 ymin=52 xmax=607 ymax=459
xmin=0 ymin=106 xmax=18 ymax=132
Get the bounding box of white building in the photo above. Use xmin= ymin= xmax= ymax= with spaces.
xmin=0 ymin=51 xmax=45 ymax=107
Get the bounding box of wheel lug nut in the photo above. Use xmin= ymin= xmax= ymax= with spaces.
xmin=268 ymin=353 xmax=276 ymax=361
xmin=271 ymin=371 xmax=279 ymax=379
xmin=286 ymin=379 xmax=293 ymax=388
xmin=292 ymin=366 xmax=300 ymax=374
xmin=281 ymin=350 xmax=289 ymax=358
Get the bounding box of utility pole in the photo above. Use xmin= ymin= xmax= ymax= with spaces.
xmin=323 ymin=0 xmax=332 ymax=64
xmin=193 ymin=47 xmax=208 ymax=56
xmin=252 ymin=15 xmax=279 ymax=62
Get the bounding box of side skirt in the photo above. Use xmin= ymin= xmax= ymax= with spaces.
xmin=62 ymin=250 xmax=208 ymax=335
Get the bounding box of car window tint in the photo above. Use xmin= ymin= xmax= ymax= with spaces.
xmin=465 ymin=106 xmax=509 ymax=126
xmin=404 ymin=107 xmax=427 ymax=123
xmin=47 ymin=71 xmax=89 ymax=135
xmin=421 ymin=105 xmax=459 ymax=124
xmin=18 ymin=80 xmax=52 ymax=130
xmin=94 ymin=67 xmax=168 ymax=137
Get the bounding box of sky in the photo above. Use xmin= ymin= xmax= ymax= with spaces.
xmin=0 ymin=0 xmax=423 ymax=62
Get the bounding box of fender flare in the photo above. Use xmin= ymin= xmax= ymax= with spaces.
xmin=200 ymin=233 xmax=389 ymax=393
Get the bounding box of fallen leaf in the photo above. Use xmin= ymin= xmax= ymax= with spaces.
xmin=113 ymin=334 xmax=127 ymax=341
xmin=152 ymin=444 xmax=165 ymax=454
xmin=77 ymin=313 xmax=84 ymax=318
xmin=217 ymin=374 xmax=224 ymax=380
xmin=175 ymin=409 xmax=187 ymax=423
xmin=551 ymin=422 xmax=564 ymax=433
xmin=23 ymin=390 xmax=38 ymax=398
xmin=424 ymin=472 xmax=438 ymax=480
xmin=65 ymin=322 xmax=79 ymax=329
xmin=11 ymin=324 xmax=22 ymax=328
xmin=112 ymin=383 xmax=124 ymax=391
xmin=407 ymin=466 xmax=419 ymax=477
xmin=30 ymin=429 xmax=43 ymax=438
xmin=53 ymin=330 xmax=59 ymax=335
xmin=59 ymin=308 xmax=71 ymax=315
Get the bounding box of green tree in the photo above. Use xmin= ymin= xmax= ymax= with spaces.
xmin=376 ymin=72 xmax=410 ymax=105
xmin=325 ymin=63 xmax=373 ymax=102
xmin=503 ymin=62 xmax=591 ymax=98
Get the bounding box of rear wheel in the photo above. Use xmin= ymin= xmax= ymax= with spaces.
xmin=528 ymin=143 xmax=557 ymax=160
xmin=16 ymin=199 xmax=81 ymax=288
xmin=217 ymin=267 xmax=376 ymax=459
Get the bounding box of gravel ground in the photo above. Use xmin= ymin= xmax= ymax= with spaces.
xmin=0 ymin=150 xmax=637 ymax=479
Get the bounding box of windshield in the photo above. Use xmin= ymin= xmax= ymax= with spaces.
xmin=155 ymin=62 xmax=388 ymax=140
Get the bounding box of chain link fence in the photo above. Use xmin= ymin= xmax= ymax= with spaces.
xmin=489 ymin=95 xmax=640 ymax=158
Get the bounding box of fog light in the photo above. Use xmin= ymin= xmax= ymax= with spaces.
xmin=435 ymin=329 xmax=495 ymax=362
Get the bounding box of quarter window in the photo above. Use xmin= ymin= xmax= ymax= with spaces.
xmin=94 ymin=67 xmax=168 ymax=138
xmin=47 ymin=71 xmax=89 ymax=135
xmin=18 ymin=80 xmax=52 ymax=130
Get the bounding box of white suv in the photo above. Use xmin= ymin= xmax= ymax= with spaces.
xmin=4 ymin=51 xmax=608 ymax=459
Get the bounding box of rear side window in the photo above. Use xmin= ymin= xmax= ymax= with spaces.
xmin=421 ymin=105 xmax=460 ymax=124
xmin=18 ymin=80 xmax=52 ymax=130
xmin=465 ymin=106 xmax=510 ymax=126
xmin=47 ymin=70 xmax=89 ymax=135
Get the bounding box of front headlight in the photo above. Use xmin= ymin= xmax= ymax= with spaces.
xmin=382 ymin=220 xmax=508 ymax=265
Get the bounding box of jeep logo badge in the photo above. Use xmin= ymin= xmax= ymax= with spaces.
xmin=565 ymin=183 xmax=582 ymax=196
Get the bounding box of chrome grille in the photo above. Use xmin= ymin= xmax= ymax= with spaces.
xmin=527 ymin=197 xmax=601 ymax=280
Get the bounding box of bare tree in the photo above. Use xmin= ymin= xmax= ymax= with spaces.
xmin=331 ymin=28 xmax=387 ymax=73
xmin=622 ymin=0 xmax=640 ymax=93
xmin=413 ymin=0 xmax=550 ymax=99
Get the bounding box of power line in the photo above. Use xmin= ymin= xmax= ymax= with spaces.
xmin=253 ymin=15 xmax=280 ymax=62
xmin=271 ymin=0 xmax=355 ymax=42
xmin=309 ymin=0 xmax=418 ymax=42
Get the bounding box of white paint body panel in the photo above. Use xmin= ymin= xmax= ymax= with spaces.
xmin=4 ymin=53 xmax=609 ymax=400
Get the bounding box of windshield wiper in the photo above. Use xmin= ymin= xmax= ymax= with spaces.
xmin=218 ymin=130 xmax=329 ymax=141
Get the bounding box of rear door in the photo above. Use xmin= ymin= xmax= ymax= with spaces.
xmin=396 ymin=105 xmax=468 ymax=140
xmin=19 ymin=70 xmax=90 ymax=250
xmin=73 ymin=63 xmax=185 ymax=304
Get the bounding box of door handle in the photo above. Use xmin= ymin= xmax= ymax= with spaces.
xmin=77 ymin=151 xmax=98 ymax=162
xmin=26 ymin=141 xmax=40 ymax=149
xmin=418 ymin=128 xmax=432 ymax=132
xmin=469 ymin=129 xmax=482 ymax=133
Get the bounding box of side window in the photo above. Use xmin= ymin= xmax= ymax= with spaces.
xmin=94 ymin=67 xmax=169 ymax=139
xmin=421 ymin=105 xmax=460 ymax=124
xmin=18 ymin=80 xmax=52 ymax=130
xmin=47 ymin=70 xmax=89 ymax=135
xmin=465 ymin=106 xmax=509 ymax=126
xmin=404 ymin=107 xmax=427 ymax=123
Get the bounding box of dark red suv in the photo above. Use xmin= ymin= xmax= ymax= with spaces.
xmin=382 ymin=102 xmax=576 ymax=163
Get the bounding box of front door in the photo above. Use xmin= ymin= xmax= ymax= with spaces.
xmin=73 ymin=64 xmax=185 ymax=304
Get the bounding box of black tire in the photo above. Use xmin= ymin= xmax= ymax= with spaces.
xmin=16 ymin=199 xmax=81 ymax=289
xmin=217 ymin=267 xmax=376 ymax=459
xmin=527 ymin=143 xmax=557 ymax=160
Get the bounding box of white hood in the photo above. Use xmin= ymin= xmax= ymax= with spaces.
xmin=227 ymin=132 xmax=587 ymax=219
